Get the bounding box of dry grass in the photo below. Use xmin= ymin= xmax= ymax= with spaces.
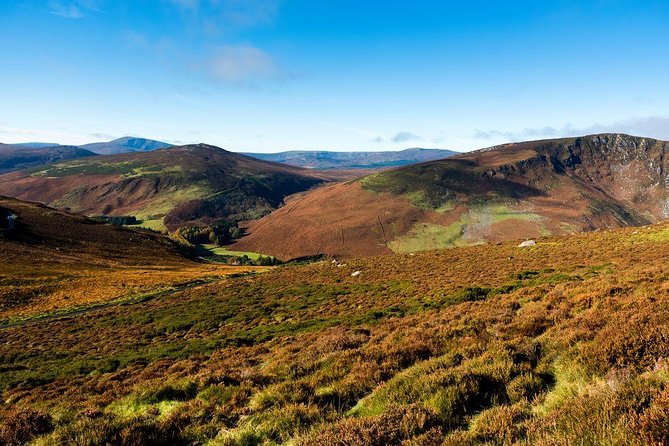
xmin=3 ymin=220 xmax=669 ymax=444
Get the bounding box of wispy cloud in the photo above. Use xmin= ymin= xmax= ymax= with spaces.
xmin=202 ymin=45 xmax=279 ymax=84
xmin=125 ymin=1 xmax=284 ymax=86
xmin=46 ymin=1 xmax=83 ymax=18
xmin=391 ymin=131 xmax=421 ymax=143
xmin=45 ymin=0 xmax=103 ymax=19
xmin=88 ymin=132 xmax=116 ymax=140
xmin=164 ymin=0 xmax=279 ymax=28
xmin=173 ymin=92 xmax=205 ymax=107
xmin=474 ymin=116 xmax=669 ymax=142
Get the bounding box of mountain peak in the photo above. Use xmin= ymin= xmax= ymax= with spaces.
xmin=81 ymin=137 xmax=172 ymax=155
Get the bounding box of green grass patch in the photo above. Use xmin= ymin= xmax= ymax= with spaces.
xmin=197 ymin=244 xmax=267 ymax=261
xmin=388 ymin=205 xmax=544 ymax=254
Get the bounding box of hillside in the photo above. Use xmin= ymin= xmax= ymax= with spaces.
xmin=3 ymin=220 xmax=669 ymax=444
xmin=0 ymin=144 xmax=96 ymax=173
xmin=81 ymin=137 xmax=173 ymax=155
xmin=245 ymin=147 xmax=458 ymax=169
xmin=0 ymin=196 xmax=256 ymax=321
xmin=0 ymin=144 xmax=339 ymax=238
xmin=233 ymin=133 xmax=669 ymax=260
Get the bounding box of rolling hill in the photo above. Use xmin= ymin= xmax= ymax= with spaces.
xmin=0 ymin=144 xmax=96 ymax=173
xmin=0 ymin=144 xmax=341 ymax=239
xmin=0 ymin=196 xmax=256 ymax=321
xmin=233 ymin=133 xmax=669 ymax=259
xmin=80 ymin=136 xmax=173 ymax=155
xmin=245 ymin=147 xmax=458 ymax=169
xmin=3 ymin=213 xmax=669 ymax=444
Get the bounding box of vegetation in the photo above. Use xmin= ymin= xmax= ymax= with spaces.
xmin=3 ymin=220 xmax=669 ymax=443
xmin=0 ymin=144 xmax=333 ymax=240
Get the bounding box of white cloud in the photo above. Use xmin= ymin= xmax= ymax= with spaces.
xmin=164 ymin=0 xmax=279 ymax=29
xmin=46 ymin=1 xmax=83 ymax=18
xmin=474 ymin=116 xmax=669 ymax=143
xmin=202 ymin=45 xmax=278 ymax=84
xmin=45 ymin=0 xmax=103 ymax=18
xmin=391 ymin=131 xmax=421 ymax=143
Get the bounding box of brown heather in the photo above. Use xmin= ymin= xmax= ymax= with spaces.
xmin=4 ymin=203 xmax=669 ymax=444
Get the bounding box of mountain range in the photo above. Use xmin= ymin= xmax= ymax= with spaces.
xmin=4 ymin=133 xmax=669 ymax=260
xmin=1 ymin=137 xmax=459 ymax=172
xmin=0 ymin=144 xmax=96 ymax=174
xmin=244 ymin=148 xmax=458 ymax=169
xmin=0 ymin=144 xmax=343 ymax=241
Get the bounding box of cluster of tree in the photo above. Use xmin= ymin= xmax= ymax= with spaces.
xmin=94 ymin=215 xmax=138 ymax=226
xmin=177 ymin=223 xmax=245 ymax=245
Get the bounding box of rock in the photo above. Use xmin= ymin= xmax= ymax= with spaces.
xmin=351 ymin=271 xmax=361 ymax=277
xmin=518 ymin=240 xmax=536 ymax=247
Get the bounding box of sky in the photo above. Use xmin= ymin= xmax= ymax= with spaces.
xmin=1 ymin=0 xmax=669 ymax=153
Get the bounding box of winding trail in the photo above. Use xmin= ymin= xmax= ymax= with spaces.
xmin=0 ymin=271 xmax=258 ymax=330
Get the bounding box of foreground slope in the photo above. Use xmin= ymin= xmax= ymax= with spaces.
xmin=3 ymin=222 xmax=669 ymax=444
xmin=0 ymin=144 xmax=96 ymax=173
xmin=0 ymin=144 xmax=337 ymax=234
xmin=0 ymin=196 xmax=256 ymax=321
xmin=234 ymin=133 xmax=667 ymax=259
xmin=245 ymin=148 xmax=458 ymax=170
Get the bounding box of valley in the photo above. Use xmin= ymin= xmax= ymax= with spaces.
xmin=4 ymin=3 xmax=667 ymax=444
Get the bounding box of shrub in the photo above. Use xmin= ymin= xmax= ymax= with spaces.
xmin=137 ymin=380 xmax=199 ymax=404
xmin=296 ymin=404 xmax=438 ymax=446
xmin=0 ymin=407 xmax=53 ymax=445
xmin=213 ymin=403 xmax=322 ymax=446
xmin=506 ymin=372 xmax=550 ymax=403
xmin=636 ymin=386 xmax=669 ymax=444
xmin=469 ymin=403 xmax=530 ymax=444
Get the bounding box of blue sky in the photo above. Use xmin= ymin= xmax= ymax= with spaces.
xmin=1 ymin=0 xmax=668 ymax=152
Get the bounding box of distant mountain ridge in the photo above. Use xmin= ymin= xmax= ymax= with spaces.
xmin=244 ymin=148 xmax=458 ymax=169
xmin=10 ymin=142 xmax=61 ymax=148
xmin=80 ymin=137 xmax=173 ymax=155
xmin=0 ymin=144 xmax=96 ymax=174
xmin=0 ymin=144 xmax=344 ymax=240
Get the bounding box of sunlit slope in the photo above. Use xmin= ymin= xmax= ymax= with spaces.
xmin=3 ymin=219 xmax=669 ymax=443
xmin=0 ymin=196 xmax=259 ymax=321
xmin=234 ymin=133 xmax=667 ymax=259
xmin=0 ymin=144 xmax=337 ymax=232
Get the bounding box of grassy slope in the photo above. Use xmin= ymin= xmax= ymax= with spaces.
xmin=0 ymin=145 xmax=337 ymax=232
xmin=236 ymin=134 xmax=664 ymax=260
xmin=0 ymin=196 xmax=260 ymax=322
xmin=3 ymin=223 xmax=669 ymax=444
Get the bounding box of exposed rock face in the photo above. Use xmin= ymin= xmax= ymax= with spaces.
xmin=479 ymin=134 xmax=669 ymax=223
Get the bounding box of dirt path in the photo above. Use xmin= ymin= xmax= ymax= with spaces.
xmin=0 ymin=273 xmax=252 ymax=330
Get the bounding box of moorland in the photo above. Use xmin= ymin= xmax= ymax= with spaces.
xmin=2 ymin=194 xmax=669 ymax=444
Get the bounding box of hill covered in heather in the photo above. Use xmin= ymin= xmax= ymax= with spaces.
xmin=0 ymin=144 xmax=340 ymax=239
xmin=233 ymin=133 xmax=669 ymax=259
xmin=3 ymin=214 xmax=669 ymax=444
xmin=245 ymin=147 xmax=458 ymax=170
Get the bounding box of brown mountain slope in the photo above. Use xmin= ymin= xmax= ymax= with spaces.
xmin=0 ymin=144 xmax=343 ymax=237
xmin=0 ymin=196 xmax=256 ymax=320
xmin=233 ymin=133 xmax=667 ymax=259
